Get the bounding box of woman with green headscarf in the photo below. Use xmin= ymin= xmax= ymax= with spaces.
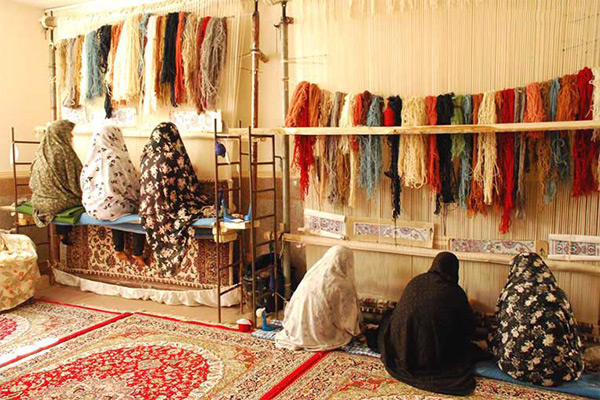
xmin=30 ymin=120 xmax=83 ymax=230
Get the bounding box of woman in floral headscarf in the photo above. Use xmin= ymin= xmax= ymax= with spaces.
xmin=30 ymin=120 xmax=82 ymax=236
xmin=488 ymin=253 xmax=584 ymax=387
xmin=139 ymin=122 xmax=208 ymax=275
xmin=81 ymin=126 xmax=146 ymax=266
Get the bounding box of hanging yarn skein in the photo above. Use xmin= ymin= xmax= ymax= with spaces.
xmin=546 ymin=78 xmax=563 ymax=203
xmin=435 ymin=94 xmax=456 ymax=214
xmin=174 ymin=13 xmax=187 ymax=105
xmin=359 ymin=95 xmax=383 ymax=199
xmin=468 ymin=93 xmax=486 ymax=216
xmin=112 ymin=15 xmax=142 ymax=103
xmin=340 ymin=93 xmax=357 ymax=206
xmin=425 ymin=96 xmax=440 ymax=197
xmin=161 ymin=13 xmax=179 ymax=107
xmin=84 ymin=30 xmax=102 ymax=101
xmin=192 ymin=17 xmax=210 ymax=112
xmin=142 ymin=16 xmax=159 ymax=115
xmin=182 ymin=14 xmax=198 ymax=107
xmin=592 ymin=67 xmax=600 ymax=190
xmin=329 ymin=92 xmax=345 ymax=127
xmin=498 ymin=88 xmax=515 ymax=233
xmin=384 ymin=96 xmax=402 ymax=218
xmin=398 ymin=97 xmax=428 ymax=188
xmin=287 ymin=82 xmax=313 ymax=200
xmin=200 ymin=17 xmax=227 ymax=110
xmin=458 ymin=95 xmax=473 ymax=210
xmin=573 ymin=67 xmax=598 ymax=197
xmin=475 ymin=91 xmax=498 ymax=205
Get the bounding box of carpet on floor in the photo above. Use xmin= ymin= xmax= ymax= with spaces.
xmin=0 ymin=299 xmax=128 ymax=368
xmin=267 ymin=351 xmax=588 ymax=400
xmin=0 ymin=312 xmax=324 ymax=400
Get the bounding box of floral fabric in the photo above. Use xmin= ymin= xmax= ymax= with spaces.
xmin=80 ymin=126 xmax=140 ymax=221
xmin=139 ymin=122 xmax=208 ymax=276
xmin=29 ymin=120 xmax=83 ymax=227
xmin=0 ymin=234 xmax=39 ymax=311
xmin=488 ymin=253 xmax=584 ymax=387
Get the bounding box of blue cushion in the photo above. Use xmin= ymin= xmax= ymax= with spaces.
xmin=474 ymin=361 xmax=600 ymax=399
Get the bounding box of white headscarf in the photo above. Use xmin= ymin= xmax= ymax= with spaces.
xmin=275 ymin=245 xmax=362 ymax=351
xmin=80 ymin=126 xmax=140 ymax=221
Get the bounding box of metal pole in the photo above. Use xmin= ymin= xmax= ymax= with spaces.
xmin=214 ymin=120 xmax=222 ymax=323
xmin=279 ymin=1 xmax=293 ymax=299
xmin=48 ymin=12 xmax=57 ymax=121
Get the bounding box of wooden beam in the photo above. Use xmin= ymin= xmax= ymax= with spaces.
xmin=283 ymin=233 xmax=600 ymax=276
xmin=227 ymin=120 xmax=600 ymax=136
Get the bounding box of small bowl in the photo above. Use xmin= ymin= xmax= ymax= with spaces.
xmin=236 ymin=318 xmax=253 ymax=332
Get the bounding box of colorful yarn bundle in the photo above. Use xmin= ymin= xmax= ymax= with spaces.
xmin=161 ymin=13 xmax=179 ymax=107
xmin=498 ymin=89 xmax=515 ymax=233
xmin=84 ymin=30 xmax=102 ymax=100
xmin=434 ymin=94 xmax=456 ymax=214
xmin=359 ymin=96 xmax=383 ymax=199
xmin=384 ymin=96 xmax=403 ymax=218
xmin=113 ymin=15 xmax=142 ymax=103
xmin=287 ymin=82 xmax=313 ymax=200
xmin=200 ymin=17 xmax=227 ymax=110
xmin=592 ymin=68 xmax=600 ymax=190
xmin=573 ymin=67 xmax=598 ymax=197
xmin=475 ymin=91 xmax=498 ymax=205
xmin=399 ymin=97 xmax=428 ymax=188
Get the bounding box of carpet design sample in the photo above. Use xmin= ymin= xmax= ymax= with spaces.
xmin=63 ymin=225 xmax=231 ymax=288
xmin=0 ymin=313 xmax=322 ymax=400
xmin=272 ymin=352 xmax=584 ymax=400
xmin=0 ymin=300 xmax=125 ymax=367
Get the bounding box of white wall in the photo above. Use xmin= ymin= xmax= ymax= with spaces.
xmin=0 ymin=0 xmax=50 ymax=175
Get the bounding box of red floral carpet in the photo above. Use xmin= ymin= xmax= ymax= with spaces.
xmin=270 ymin=352 xmax=586 ymax=400
xmin=0 ymin=299 xmax=127 ymax=368
xmin=0 ymin=313 xmax=323 ymax=400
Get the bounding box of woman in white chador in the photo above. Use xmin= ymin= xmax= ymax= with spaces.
xmin=80 ymin=126 xmax=146 ymax=266
xmin=275 ymin=245 xmax=362 ymax=351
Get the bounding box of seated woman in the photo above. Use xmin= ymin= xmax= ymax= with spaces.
xmin=30 ymin=120 xmax=82 ymax=244
xmin=488 ymin=253 xmax=584 ymax=387
xmin=275 ymin=245 xmax=361 ymax=351
xmin=80 ymin=126 xmax=146 ymax=266
xmin=377 ymin=252 xmax=480 ymax=396
xmin=139 ymin=122 xmax=209 ymax=276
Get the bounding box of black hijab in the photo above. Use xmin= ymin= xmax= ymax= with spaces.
xmin=379 ymin=252 xmax=477 ymax=396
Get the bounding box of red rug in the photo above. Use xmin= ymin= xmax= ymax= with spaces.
xmin=0 ymin=312 xmax=323 ymax=399
xmin=0 ymin=299 xmax=127 ymax=368
xmin=268 ymin=352 xmax=586 ymax=400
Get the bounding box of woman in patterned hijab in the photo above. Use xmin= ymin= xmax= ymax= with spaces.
xmin=30 ymin=120 xmax=82 ymax=227
xmin=489 ymin=253 xmax=584 ymax=387
xmin=139 ymin=122 xmax=208 ymax=275
xmin=81 ymin=126 xmax=146 ymax=266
